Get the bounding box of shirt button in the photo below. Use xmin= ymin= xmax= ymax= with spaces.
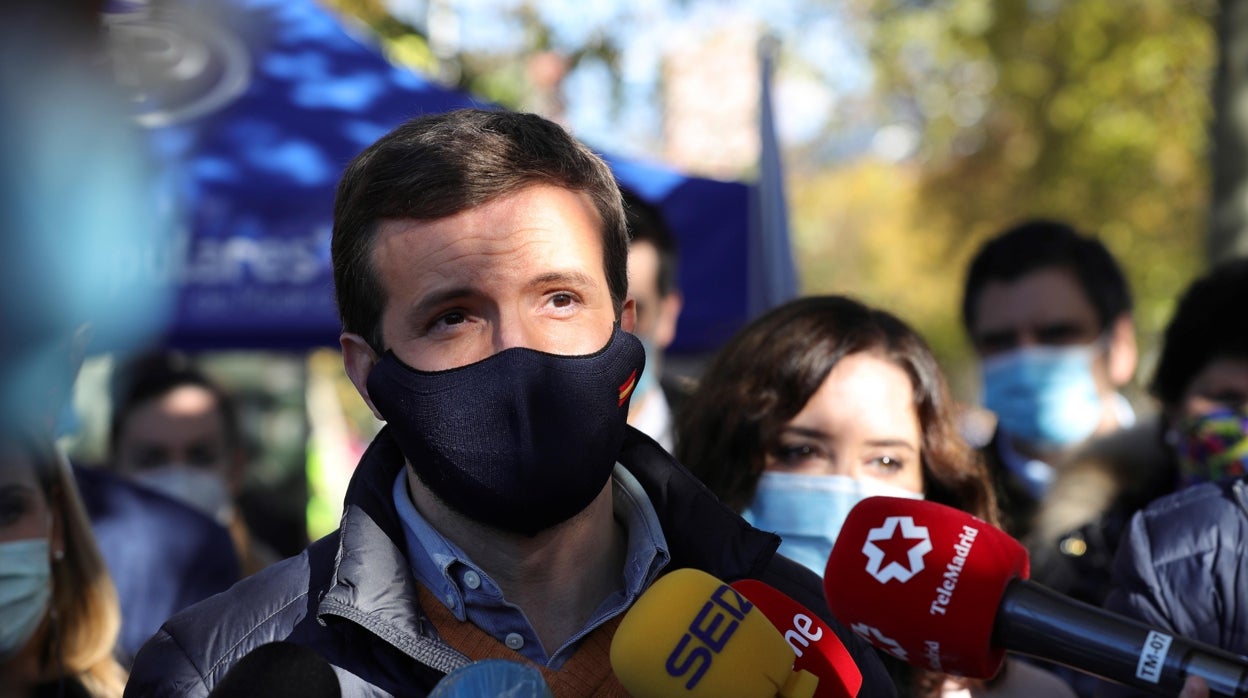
xmin=463 ymin=570 xmax=481 ymax=590
xmin=505 ymin=633 xmax=524 ymax=650
xmin=443 ymin=593 xmax=456 ymax=607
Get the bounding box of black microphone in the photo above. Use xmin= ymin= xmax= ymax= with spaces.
xmin=994 ymin=580 xmax=1248 ymax=697
xmin=824 ymin=496 xmax=1248 ymax=696
xmin=207 ymin=641 xmax=341 ymax=698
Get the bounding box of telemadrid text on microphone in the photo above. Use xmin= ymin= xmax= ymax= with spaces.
xmin=823 ymin=496 xmax=1248 ymax=697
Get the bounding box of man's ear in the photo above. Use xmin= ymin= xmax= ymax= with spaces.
xmin=1106 ymin=313 xmax=1138 ymax=388
xmin=340 ymin=333 xmax=384 ymax=421
xmin=620 ymin=298 xmax=637 ymax=334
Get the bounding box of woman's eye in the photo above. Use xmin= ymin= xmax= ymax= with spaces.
xmin=870 ymin=455 xmax=905 ymax=471
xmin=772 ymin=444 xmax=818 ymax=464
xmin=0 ymin=492 xmax=31 ymax=526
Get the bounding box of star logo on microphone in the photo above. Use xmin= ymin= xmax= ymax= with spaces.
xmin=851 ymin=622 xmax=908 ymax=662
xmin=862 ymin=515 xmax=932 ymax=583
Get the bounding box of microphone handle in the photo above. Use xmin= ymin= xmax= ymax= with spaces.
xmin=992 ymin=579 xmax=1248 ymax=697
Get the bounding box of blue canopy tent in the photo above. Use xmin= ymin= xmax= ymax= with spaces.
xmin=106 ymin=0 xmax=769 ymax=355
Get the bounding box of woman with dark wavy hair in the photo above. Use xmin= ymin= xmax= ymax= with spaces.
xmin=676 ymin=295 xmax=1074 ymax=698
xmin=677 ymin=295 xmax=995 ymax=531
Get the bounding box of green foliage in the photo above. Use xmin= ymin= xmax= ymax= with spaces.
xmin=322 ymin=0 xmax=1219 ymax=400
xmin=808 ymin=0 xmax=1219 ymax=396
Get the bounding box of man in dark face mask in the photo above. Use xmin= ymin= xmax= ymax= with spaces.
xmin=126 ymin=108 xmax=897 ymax=698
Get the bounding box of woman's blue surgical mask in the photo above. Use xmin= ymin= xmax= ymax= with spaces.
xmin=981 ymin=343 xmax=1104 ymax=450
xmin=743 ymin=472 xmax=924 ymax=577
xmin=0 ymin=538 xmax=52 ymax=661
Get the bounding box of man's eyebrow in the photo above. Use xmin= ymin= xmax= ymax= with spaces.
xmin=526 ymin=270 xmax=598 ymax=290
xmin=974 ymin=328 xmax=1017 ymax=343
xmin=1035 ymin=321 xmax=1086 ymax=334
xmin=410 ymin=287 xmax=476 ymax=319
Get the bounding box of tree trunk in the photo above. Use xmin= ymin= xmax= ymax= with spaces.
xmin=1209 ymin=0 xmax=1248 ymax=263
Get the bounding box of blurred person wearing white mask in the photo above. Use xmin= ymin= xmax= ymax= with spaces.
xmin=621 ymin=188 xmax=686 ymax=453
xmin=108 ymin=352 xmax=276 ymax=576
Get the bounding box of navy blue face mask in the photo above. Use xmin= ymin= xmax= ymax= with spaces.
xmin=366 ymin=327 xmax=646 ymax=536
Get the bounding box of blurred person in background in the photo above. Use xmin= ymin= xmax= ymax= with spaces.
xmin=676 ymin=294 xmax=1076 ymax=698
xmin=621 ymin=187 xmax=687 ymax=452
xmin=1090 ymin=259 xmax=1248 ymax=698
xmin=0 ymin=0 xmax=239 ymax=668
xmin=73 ymin=454 xmax=241 ymax=666
xmin=107 ymin=351 xmax=279 ymax=577
xmin=0 ymin=423 xmax=128 ymax=698
xmin=960 ymin=221 xmax=1144 ymax=581
xmin=961 ymin=222 xmax=1151 ymax=698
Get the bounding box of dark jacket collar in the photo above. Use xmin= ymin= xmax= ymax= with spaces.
xmin=319 ymin=425 xmax=782 ymax=631
xmin=615 ymin=426 xmax=781 ymax=579
xmin=317 ymin=428 xmax=438 ymax=665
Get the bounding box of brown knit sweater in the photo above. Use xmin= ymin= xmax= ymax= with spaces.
xmin=416 ymin=584 xmax=631 ymax=696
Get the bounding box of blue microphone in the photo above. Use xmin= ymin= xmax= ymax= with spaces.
xmin=429 ymin=659 xmax=554 ymax=697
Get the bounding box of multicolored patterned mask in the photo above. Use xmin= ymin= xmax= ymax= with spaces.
xmin=1172 ymin=407 xmax=1248 ymax=488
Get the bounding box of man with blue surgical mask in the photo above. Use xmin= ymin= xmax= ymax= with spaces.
xmin=961 ymin=219 xmax=1139 ymax=541
xmin=622 ymin=188 xmax=686 ymax=453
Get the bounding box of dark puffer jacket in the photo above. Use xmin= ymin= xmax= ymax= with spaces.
xmin=1097 ymin=475 xmax=1248 ymax=698
xmin=124 ymin=426 xmax=896 ymax=697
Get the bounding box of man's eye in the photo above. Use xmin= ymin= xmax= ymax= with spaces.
xmin=1035 ymin=323 xmax=1087 ymax=345
xmin=187 ymin=445 xmax=223 ymax=467
xmin=134 ymin=448 xmax=170 ymax=469
xmin=976 ymin=331 xmax=1017 ymax=354
xmin=436 ymin=311 xmax=466 ymax=327
xmin=550 ymin=293 xmax=575 ymax=308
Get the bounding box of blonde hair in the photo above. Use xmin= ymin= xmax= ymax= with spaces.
xmin=26 ymin=432 xmax=127 ymax=698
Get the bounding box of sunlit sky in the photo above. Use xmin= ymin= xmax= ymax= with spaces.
xmin=382 ymin=0 xmax=874 ymax=161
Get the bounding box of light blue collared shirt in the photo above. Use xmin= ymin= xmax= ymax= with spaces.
xmin=392 ymin=464 xmax=670 ymax=668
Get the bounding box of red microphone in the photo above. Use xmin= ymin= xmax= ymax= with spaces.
xmin=823 ymin=496 xmax=1026 ymax=679
xmin=824 ymin=497 xmax=1248 ymax=697
xmin=731 ymin=579 xmax=863 ymax=698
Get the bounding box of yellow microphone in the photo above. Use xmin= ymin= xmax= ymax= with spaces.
xmin=610 ymin=568 xmax=818 ymax=698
